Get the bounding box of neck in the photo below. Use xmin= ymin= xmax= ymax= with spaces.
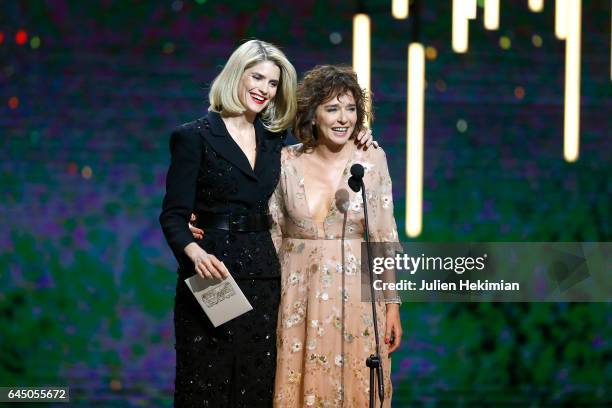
xmin=312 ymin=140 xmax=353 ymax=161
xmin=222 ymin=111 xmax=257 ymax=130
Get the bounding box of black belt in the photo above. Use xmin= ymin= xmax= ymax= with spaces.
xmin=195 ymin=211 xmax=272 ymax=233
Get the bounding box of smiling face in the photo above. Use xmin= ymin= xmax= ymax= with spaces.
xmin=313 ymin=91 xmax=357 ymax=148
xmin=238 ymin=60 xmax=281 ymax=115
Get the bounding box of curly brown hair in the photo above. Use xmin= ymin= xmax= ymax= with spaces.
xmin=293 ymin=65 xmax=372 ymax=150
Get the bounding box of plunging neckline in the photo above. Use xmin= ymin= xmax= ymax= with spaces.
xmin=298 ymin=143 xmax=356 ymax=222
xmin=222 ymin=117 xmax=259 ymax=172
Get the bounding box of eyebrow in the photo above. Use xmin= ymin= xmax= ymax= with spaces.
xmin=251 ymin=71 xmax=279 ymax=83
xmin=323 ymin=103 xmax=356 ymax=108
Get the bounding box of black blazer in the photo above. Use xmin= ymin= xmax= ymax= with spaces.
xmin=159 ymin=111 xmax=285 ymax=263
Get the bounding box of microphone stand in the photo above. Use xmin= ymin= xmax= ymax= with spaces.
xmin=350 ymin=174 xmax=384 ymax=408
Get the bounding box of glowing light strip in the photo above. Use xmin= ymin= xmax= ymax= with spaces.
xmin=563 ymin=0 xmax=581 ymax=161
xmin=555 ymin=0 xmax=568 ymax=39
xmin=528 ymin=0 xmax=544 ymax=12
xmin=353 ymin=14 xmax=371 ymax=126
xmin=406 ymin=43 xmax=425 ymax=238
xmin=466 ymin=0 xmax=478 ymax=19
xmin=392 ymin=0 xmax=409 ymax=19
xmin=484 ymin=0 xmax=500 ymax=30
xmin=453 ymin=0 xmax=469 ymax=52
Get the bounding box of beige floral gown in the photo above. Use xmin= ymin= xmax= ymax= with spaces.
xmin=270 ymin=143 xmax=401 ymax=408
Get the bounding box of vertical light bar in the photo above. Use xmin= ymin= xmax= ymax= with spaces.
xmin=528 ymin=0 xmax=544 ymax=12
xmin=353 ymin=14 xmax=371 ymax=126
xmin=453 ymin=0 xmax=469 ymax=52
xmin=406 ymin=43 xmax=425 ymax=238
xmin=610 ymin=0 xmax=612 ymax=80
xmin=563 ymin=0 xmax=581 ymax=161
xmin=555 ymin=0 xmax=568 ymax=39
xmin=466 ymin=0 xmax=478 ymax=19
xmin=392 ymin=0 xmax=409 ymax=19
xmin=484 ymin=0 xmax=500 ymax=30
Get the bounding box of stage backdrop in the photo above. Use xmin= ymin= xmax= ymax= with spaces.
xmin=1 ymin=1 xmax=610 ymax=406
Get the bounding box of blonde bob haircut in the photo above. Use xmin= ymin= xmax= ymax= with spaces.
xmin=209 ymin=40 xmax=297 ymax=133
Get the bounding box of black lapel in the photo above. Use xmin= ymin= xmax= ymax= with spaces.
xmin=202 ymin=111 xmax=258 ymax=180
xmin=254 ymin=121 xmax=284 ymax=179
xmin=253 ymin=116 xmax=268 ymax=176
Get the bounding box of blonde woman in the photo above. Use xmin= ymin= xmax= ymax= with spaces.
xmin=160 ymin=39 xmax=297 ymax=407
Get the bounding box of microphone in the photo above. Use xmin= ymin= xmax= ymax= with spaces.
xmin=350 ymin=163 xmax=364 ymax=178
xmin=348 ymin=163 xmax=364 ymax=192
xmin=334 ymin=189 xmax=350 ymax=213
xmin=346 ymin=161 xmax=385 ymax=407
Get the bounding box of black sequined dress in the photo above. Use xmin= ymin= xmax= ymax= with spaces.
xmin=159 ymin=111 xmax=284 ymax=407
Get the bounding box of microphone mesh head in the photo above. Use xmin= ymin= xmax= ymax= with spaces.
xmin=348 ymin=177 xmax=361 ymax=192
xmin=335 ymin=189 xmax=350 ymax=212
xmin=350 ymin=163 xmax=364 ymax=178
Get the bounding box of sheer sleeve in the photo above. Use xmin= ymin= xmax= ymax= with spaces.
xmin=269 ymin=179 xmax=285 ymax=254
xmin=369 ymin=148 xmax=403 ymax=304
xmin=269 ymin=148 xmax=288 ymax=254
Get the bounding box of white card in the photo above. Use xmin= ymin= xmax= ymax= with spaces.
xmin=184 ymin=272 xmax=253 ymax=327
